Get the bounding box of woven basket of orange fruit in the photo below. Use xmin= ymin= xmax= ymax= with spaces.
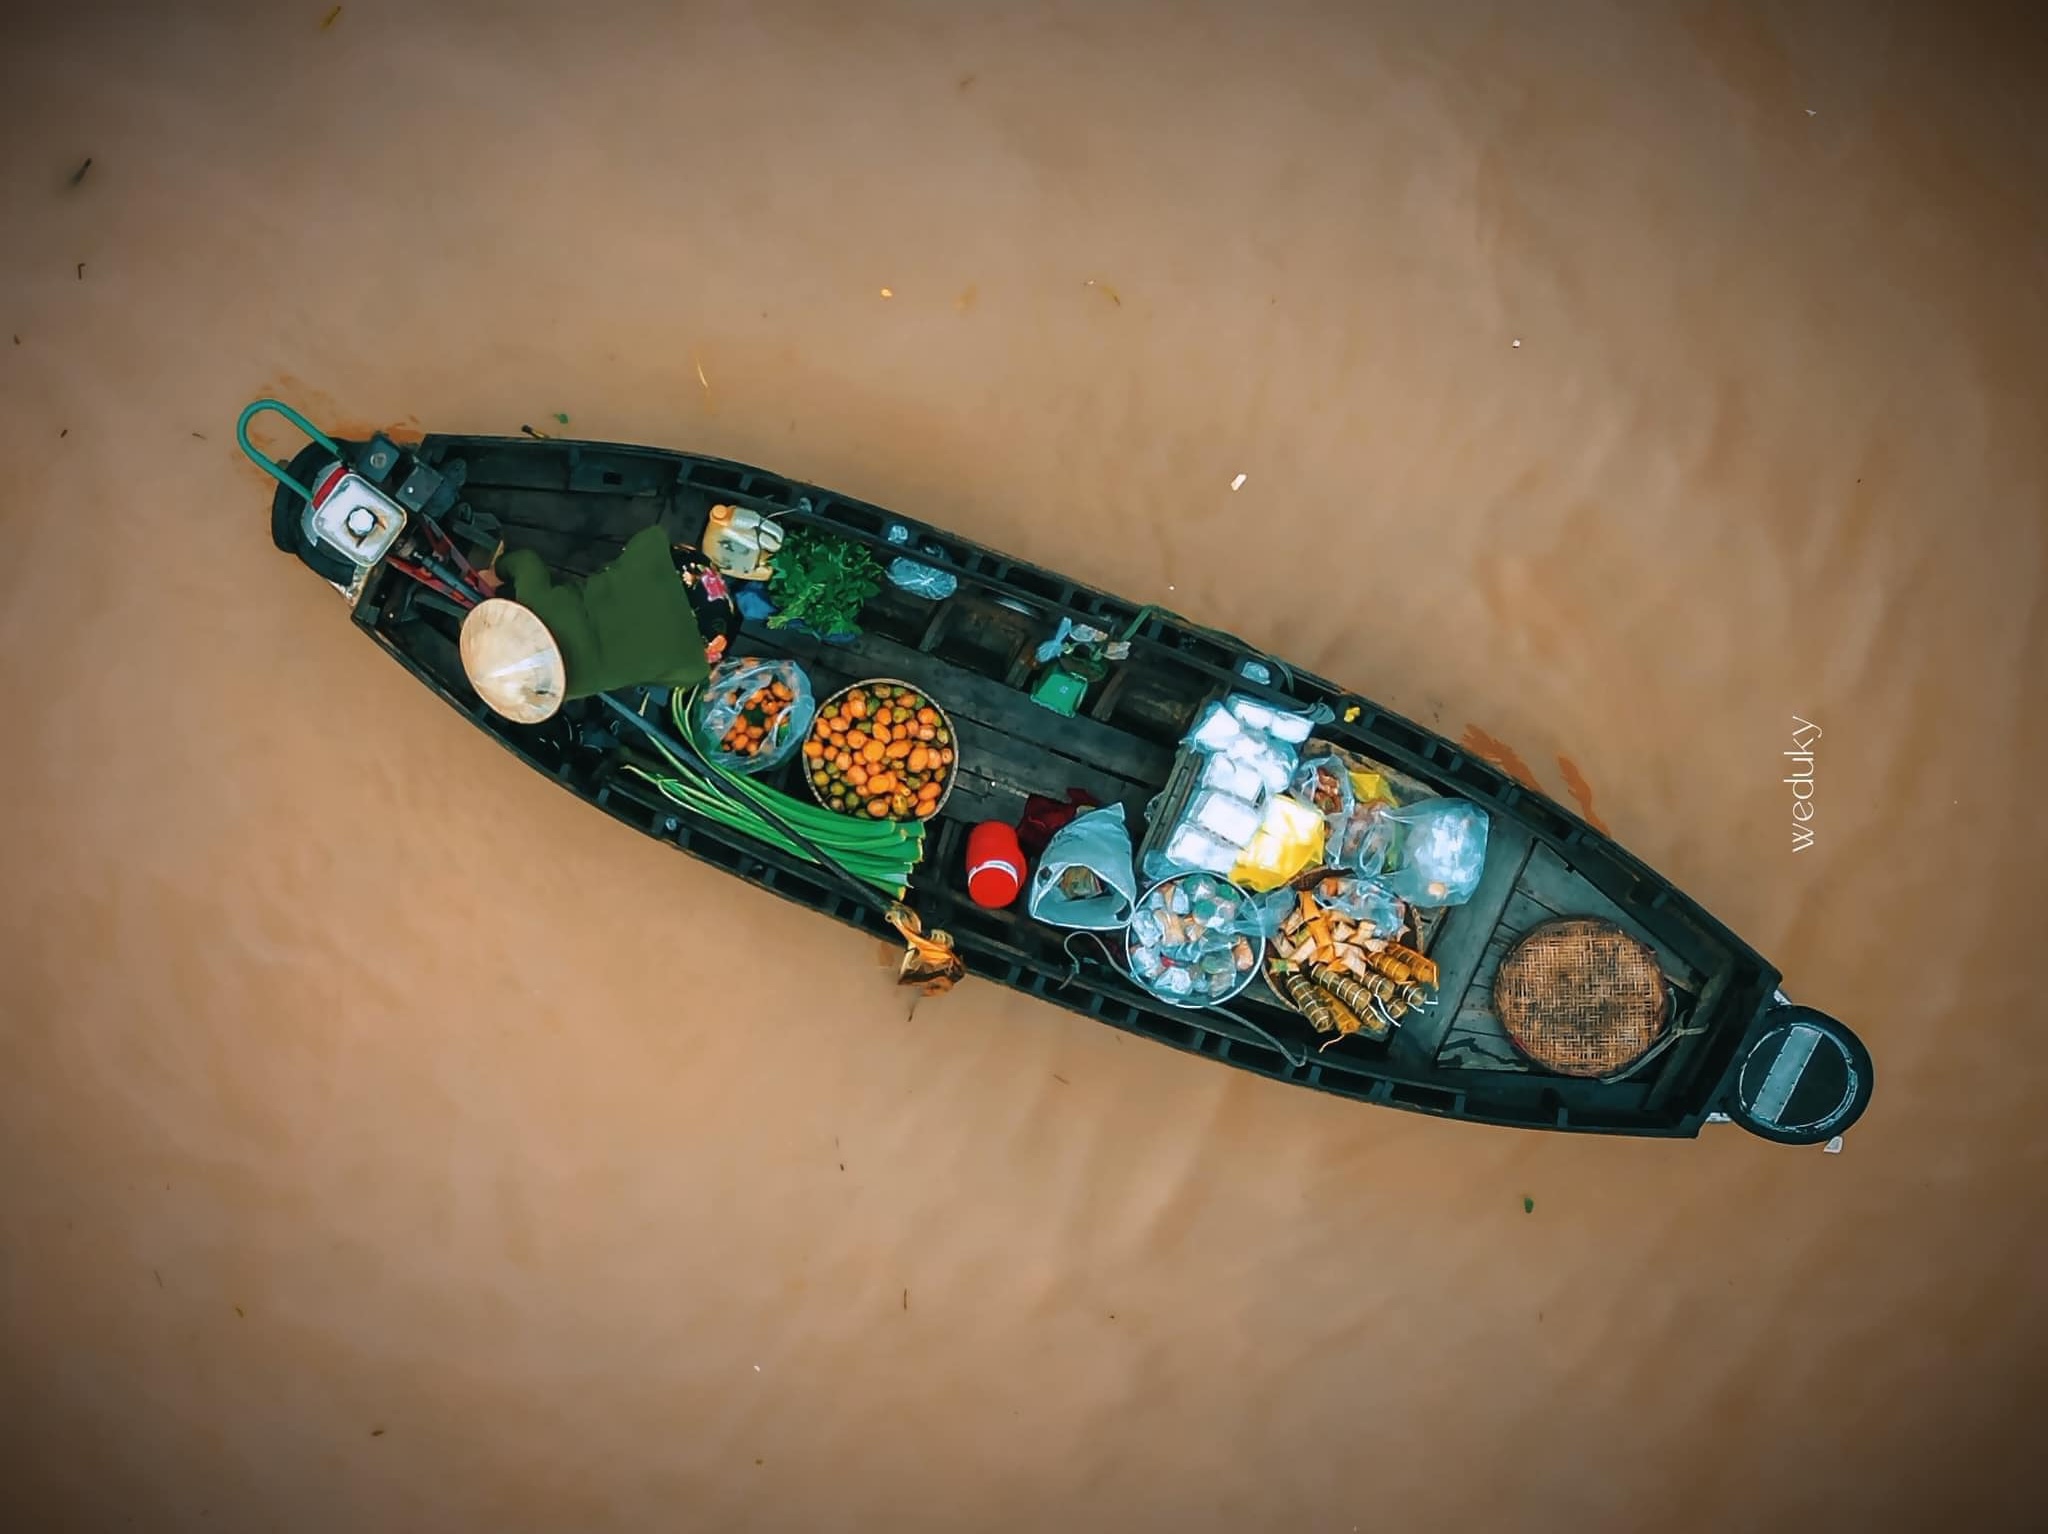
xmin=689 ymin=658 xmax=816 ymax=773
xmin=802 ymin=679 xmax=958 ymax=821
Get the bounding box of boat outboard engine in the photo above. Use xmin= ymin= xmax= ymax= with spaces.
xmin=299 ymin=458 xmax=407 ymax=576
xmin=242 ymin=398 xmax=409 ymax=593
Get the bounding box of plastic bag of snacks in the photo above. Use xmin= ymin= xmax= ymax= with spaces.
xmin=1237 ymin=875 xmax=1405 ymax=939
xmin=1291 ymin=753 xmax=1354 ymax=853
xmin=1027 ymin=805 xmax=1138 ymax=930
xmin=692 ymin=658 xmax=815 ymax=773
xmin=1315 ymin=874 xmax=1407 ymax=935
xmin=1376 ymin=799 xmax=1490 ymax=906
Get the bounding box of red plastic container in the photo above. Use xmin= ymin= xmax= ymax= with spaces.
xmin=965 ymin=821 xmax=1027 ymax=908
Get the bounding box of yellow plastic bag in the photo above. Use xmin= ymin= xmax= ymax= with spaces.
xmin=1348 ymin=769 xmax=1394 ymax=806
xmin=1230 ymin=795 xmax=1327 ymax=892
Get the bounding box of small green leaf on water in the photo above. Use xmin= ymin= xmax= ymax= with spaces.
xmin=1523 ymin=1196 xmax=1535 ymax=1214
xmin=554 ymin=412 xmax=570 ymax=424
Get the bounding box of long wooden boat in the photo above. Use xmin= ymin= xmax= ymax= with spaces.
xmin=251 ymin=402 xmax=1870 ymax=1145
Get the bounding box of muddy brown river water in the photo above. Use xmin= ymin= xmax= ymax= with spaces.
xmin=3 ymin=2 xmax=2045 ymax=1529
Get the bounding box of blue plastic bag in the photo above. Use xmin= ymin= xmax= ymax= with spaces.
xmin=1028 ymin=804 xmax=1138 ymax=930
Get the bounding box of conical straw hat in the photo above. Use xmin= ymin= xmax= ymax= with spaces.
xmin=460 ymin=598 xmax=567 ymax=723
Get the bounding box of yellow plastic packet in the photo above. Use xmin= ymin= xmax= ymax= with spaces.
xmin=1230 ymin=795 xmax=1327 ymax=892
xmin=1348 ymin=769 xmax=1394 ymax=806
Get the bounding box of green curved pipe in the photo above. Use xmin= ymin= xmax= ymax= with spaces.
xmin=235 ymin=398 xmax=343 ymax=504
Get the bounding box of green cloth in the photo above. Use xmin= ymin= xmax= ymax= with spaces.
xmin=497 ymin=526 xmax=708 ymax=699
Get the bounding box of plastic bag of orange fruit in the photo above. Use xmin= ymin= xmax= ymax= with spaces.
xmin=803 ymin=680 xmax=957 ymax=820
xmin=690 ymin=658 xmax=816 ymax=772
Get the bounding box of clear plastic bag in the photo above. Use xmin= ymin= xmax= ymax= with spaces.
xmin=1186 ymin=790 xmax=1261 ymax=845
xmin=1187 ymin=701 xmax=1244 ymax=752
xmin=1229 ymin=736 xmax=1297 ymax=794
xmin=1143 ymin=824 xmax=1239 ymax=882
xmin=1240 ymin=876 xmax=1405 ymax=941
xmin=1309 ymin=874 xmax=1406 ymax=935
xmin=886 ymin=557 xmax=958 ymax=600
xmin=1028 ymin=804 xmax=1139 ymax=930
xmin=1291 ymin=754 xmax=1354 ymax=854
xmin=1238 ymin=887 xmax=1300 ymax=939
xmin=1225 ymin=695 xmax=1315 ymax=744
xmin=1334 ymin=797 xmax=1398 ymax=877
xmin=690 ymin=657 xmax=815 ymax=773
xmin=1376 ymin=799 xmax=1490 ymax=906
xmin=1198 ymin=751 xmax=1264 ymax=800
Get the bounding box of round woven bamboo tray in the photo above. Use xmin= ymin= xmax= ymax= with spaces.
xmin=1493 ymin=917 xmax=1667 ymax=1077
xmin=802 ymin=676 xmax=959 ymax=822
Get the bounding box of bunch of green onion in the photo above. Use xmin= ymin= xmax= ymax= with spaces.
xmin=612 ymin=690 xmax=925 ymax=898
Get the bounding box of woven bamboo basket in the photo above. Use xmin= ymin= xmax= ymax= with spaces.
xmin=1493 ymin=917 xmax=1667 ymax=1077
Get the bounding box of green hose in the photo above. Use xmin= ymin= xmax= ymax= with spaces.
xmin=236 ymin=397 xmax=344 ymax=504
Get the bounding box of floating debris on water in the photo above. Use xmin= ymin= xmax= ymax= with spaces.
xmin=1085 ymin=278 xmax=1121 ymax=307
xmin=1523 ymin=1196 xmax=1535 ymax=1214
xmin=1512 ymin=338 xmax=1521 ymax=348
xmin=879 ymin=287 xmax=894 ymax=299
xmin=68 ymin=157 xmax=93 ymax=188
xmin=76 ymin=262 xmax=85 ymax=280
xmin=322 ymin=5 xmax=343 ymax=28
xmin=553 ymin=412 xmax=569 ymax=425
xmin=519 ymin=423 xmax=550 ymax=439
xmin=1230 ymin=473 xmax=1247 ymax=491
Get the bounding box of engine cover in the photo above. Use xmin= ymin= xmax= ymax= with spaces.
xmin=301 ymin=465 xmax=407 ymax=571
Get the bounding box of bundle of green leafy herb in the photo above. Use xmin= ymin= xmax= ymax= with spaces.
xmin=767 ymin=526 xmax=883 ymax=637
